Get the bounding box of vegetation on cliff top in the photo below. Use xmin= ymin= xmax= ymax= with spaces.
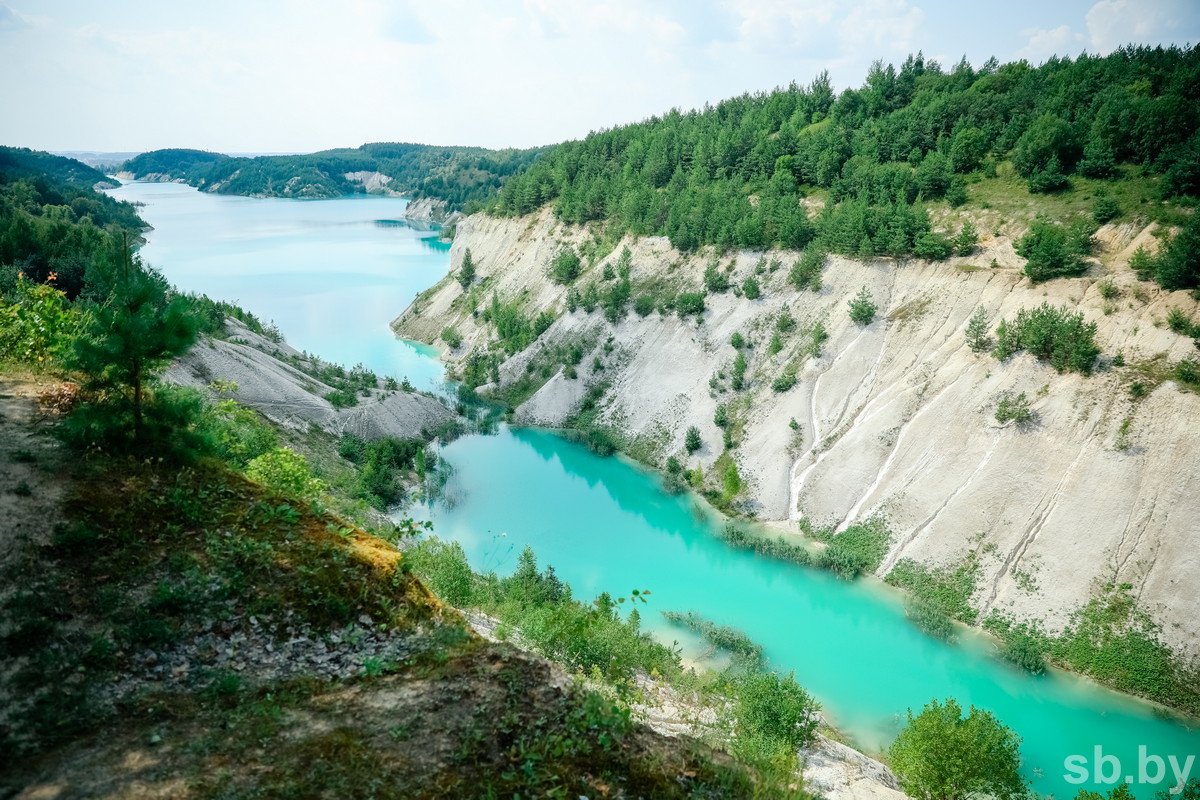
xmin=491 ymin=46 xmax=1200 ymax=290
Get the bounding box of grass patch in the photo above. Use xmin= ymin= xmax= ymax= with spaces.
xmin=887 ymin=553 xmax=982 ymax=628
xmin=806 ymin=517 xmax=892 ymax=578
xmin=985 ymin=584 xmax=1200 ymax=711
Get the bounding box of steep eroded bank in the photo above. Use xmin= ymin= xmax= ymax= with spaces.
xmin=394 ymin=209 xmax=1200 ymax=665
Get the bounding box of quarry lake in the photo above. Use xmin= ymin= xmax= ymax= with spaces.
xmin=110 ymin=180 xmax=1199 ymax=798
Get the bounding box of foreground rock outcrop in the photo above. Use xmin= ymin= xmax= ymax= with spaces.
xmin=166 ymin=319 xmax=456 ymax=440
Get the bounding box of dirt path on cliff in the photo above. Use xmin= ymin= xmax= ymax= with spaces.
xmin=0 ymin=373 xmax=71 ymax=573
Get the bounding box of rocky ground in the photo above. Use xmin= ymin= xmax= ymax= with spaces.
xmin=165 ymin=319 xmax=458 ymax=439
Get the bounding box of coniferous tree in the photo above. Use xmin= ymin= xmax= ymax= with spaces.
xmin=65 ymin=236 xmax=200 ymax=455
xmin=457 ymin=248 xmax=476 ymax=290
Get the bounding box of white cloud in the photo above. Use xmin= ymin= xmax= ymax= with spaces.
xmin=2 ymin=0 xmax=1196 ymax=153
xmin=0 ymin=3 xmax=31 ymax=30
xmin=1016 ymin=24 xmax=1086 ymax=62
xmin=838 ymin=0 xmax=925 ymax=56
xmin=1086 ymin=0 xmax=1179 ymax=53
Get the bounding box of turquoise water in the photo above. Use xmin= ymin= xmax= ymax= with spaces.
xmin=110 ymin=181 xmax=1199 ymax=798
xmin=108 ymin=181 xmax=449 ymax=391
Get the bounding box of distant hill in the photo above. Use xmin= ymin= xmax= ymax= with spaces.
xmin=0 ymin=146 xmax=146 ymax=298
xmin=120 ymin=142 xmax=551 ymax=212
xmin=51 ymin=151 xmax=144 ymax=170
xmin=0 ymin=146 xmax=114 ymax=189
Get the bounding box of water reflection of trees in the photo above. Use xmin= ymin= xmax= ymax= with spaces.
xmin=512 ymin=427 xmax=717 ymax=543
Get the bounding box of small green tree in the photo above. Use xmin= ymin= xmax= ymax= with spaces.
xmin=955 ymin=221 xmax=977 ymax=256
xmin=676 ymin=292 xmax=706 ymax=317
xmin=965 ymin=308 xmax=990 ymax=352
xmin=995 ymin=391 xmax=1032 ymax=425
xmin=789 ymin=248 xmax=824 ymax=291
xmin=1130 ymin=246 xmax=1158 ymax=282
xmin=714 ymin=403 xmax=729 ymax=428
xmin=889 ymin=698 xmax=1027 ymax=800
xmin=723 ymin=462 xmax=742 ymax=499
xmin=549 ymin=247 xmax=582 ymax=284
xmin=848 ymin=287 xmax=877 ymax=324
xmin=66 ymin=241 xmax=200 ymax=454
xmin=704 ymin=260 xmax=729 ymax=293
xmin=741 ymin=275 xmax=761 ymax=299
xmin=457 ymin=248 xmax=476 ymax=290
xmin=731 ymin=350 xmax=747 ymax=390
xmin=684 ymin=425 xmax=701 ymax=453
xmin=946 ymin=176 xmax=969 ymax=208
xmin=1155 ymin=213 xmax=1200 ymax=291
xmin=1092 ymin=195 xmax=1120 ymax=225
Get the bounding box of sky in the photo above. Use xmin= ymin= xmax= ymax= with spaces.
xmin=1 ymin=0 xmax=1198 ymax=155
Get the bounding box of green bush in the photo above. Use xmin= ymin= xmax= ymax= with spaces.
xmin=889 ymin=698 xmax=1027 ymax=800
xmin=684 ymin=425 xmax=701 ymax=453
xmin=199 ymin=399 xmax=279 ymax=469
xmin=245 ymin=448 xmax=325 ymax=502
xmin=728 ymin=669 xmax=820 ymax=754
xmin=847 ymin=287 xmax=877 ymax=325
xmin=906 ymin=599 xmax=955 ymax=640
xmin=817 ymin=518 xmax=891 ymax=578
xmin=1016 ymin=217 xmax=1093 ymax=282
xmin=409 ymin=540 xmax=680 ymax=683
xmin=999 ymin=627 xmax=1047 ymax=674
xmin=741 ymin=276 xmax=761 ymax=300
xmin=440 ymin=326 xmax=463 ymax=349
xmin=549 ymin=247 xmax=582 ymax=284
xmin=663 ymin=610 xmax=762 ymax=662
xmin=1093 ymin=194 xmax=1121 ymax=224
xmin=788 ymin=249 xmax=824 ymax=291
xmin=676 ymin=292 xmax=705 ymax=317
xmin=634 ymin=294 xmax=655 ymax=316
xmin=886 ymin=555 xmax=980 ymax=625
xmin=0 ymin=277 xmax=77 ymax=367
xmin=1154 ymin=213 xmax=1200 ymax=291
xmin=731 ymin=351 xmax=748 ymax=391
xmin=1166 ymin=307 xmax=1194 ymax=335
xmin=1130 ymin=246 xmax=1158 ymax=281
xmin=718 ymin=524 xmax=812 ymax=567
xmin=994 ymin=391 xmax=1032 ymax=425
xmin=1027 ymin=156 xmax=1071 ymax=193
xmin=703 ymin=261 xmax=729 ymax=293
xmin=991 ymin=303 xmax=1099 ymax=374
xmin=771 ymin=370 xmax=797 ymax=392
xmin=914 ymin=231 xmax=953 ymax=260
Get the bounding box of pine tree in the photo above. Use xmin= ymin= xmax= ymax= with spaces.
xmin=847 ymin=286 xmax=878 ymax=324
xmin=965 ymin=308 xmax=990 ymax=352
xmin=66 ymin=235 xmax=199 ymax=454
xmin=457 ymin=248 xmax=476 ymax=290
xmin=955 ymin=221 xmax=977 ymax=256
